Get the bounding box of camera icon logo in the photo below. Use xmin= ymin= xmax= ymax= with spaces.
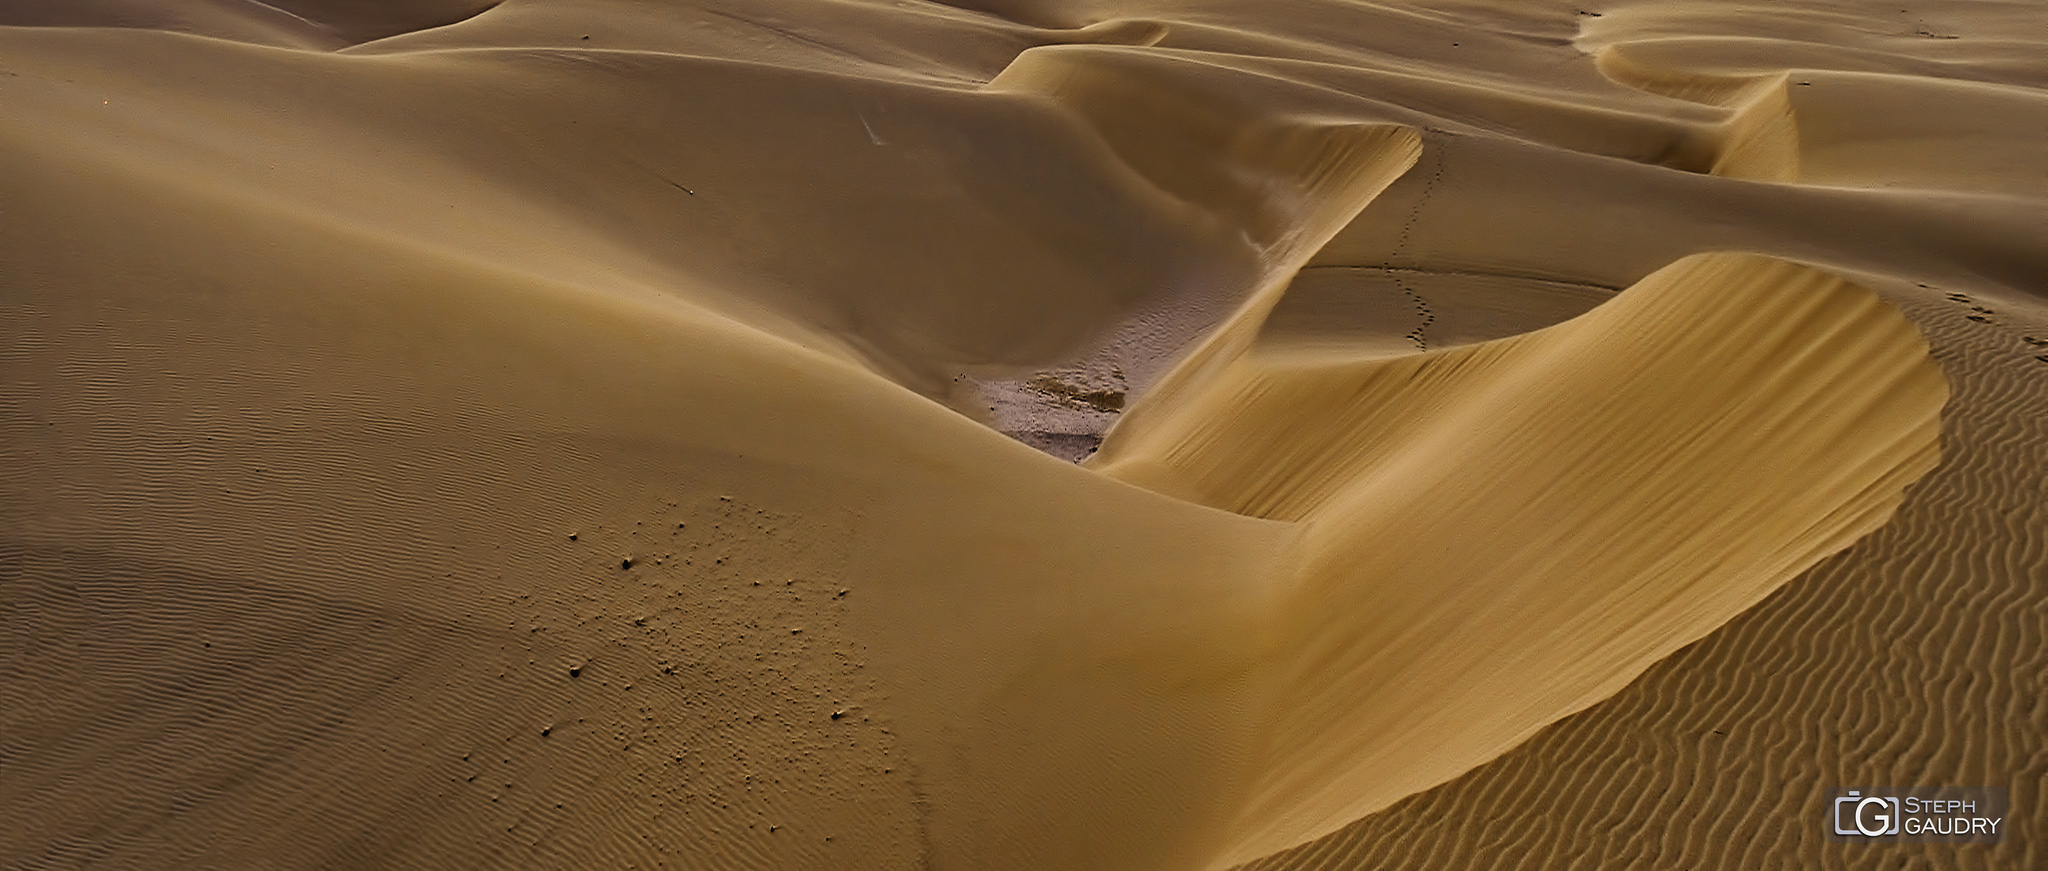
xmin=1834 ymin=790 xmax=1902 ymax=836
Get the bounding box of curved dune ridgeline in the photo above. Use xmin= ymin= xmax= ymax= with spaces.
xmin=1094 ymin=252 xmax=1947 ymax=864
xmin=0 ymin=0 xmax=499 ymax=49
xmin=4 ymin=1 xmax=2042 ymax=869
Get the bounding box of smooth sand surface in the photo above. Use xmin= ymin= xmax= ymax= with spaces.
xmin=1 ymin=1 xmax=2040 ymax=868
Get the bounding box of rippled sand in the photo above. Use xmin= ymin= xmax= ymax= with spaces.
xmin=3 ymin=2 xmax=2042 ymax=868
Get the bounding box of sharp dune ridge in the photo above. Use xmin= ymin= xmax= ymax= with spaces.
xmin=1097 ymin=252 xmax=1948 ymax=865
xmin=1242 ymin=286 xmax=2048 ymax=871
xmin=1 ymin=2 xmax=2040 ymax=870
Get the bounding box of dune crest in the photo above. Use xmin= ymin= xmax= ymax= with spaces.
xmin=1095 ymin=252 xmax=1947 ymax=864
xmin=8 ymin=1 xmax=2033 ymax=868
xmin=0 ymin=0 xmax=499 ymax=48
xmin=1589 ymin=43 xmax=1800 ymax=181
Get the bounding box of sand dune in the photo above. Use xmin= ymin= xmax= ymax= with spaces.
xmin=0 ymin=0 xmax=496 ymax=48
xmin=1244 ymin=281 xmax=2048 ymax=871
xmin=2 ymin=1 xmax=2042 ymax=869
xmin=1092 ymin=252 xmax=1946 ymax=863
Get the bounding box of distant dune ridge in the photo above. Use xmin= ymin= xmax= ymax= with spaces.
xmin=1 ymin=2 xmax=2041 ymax=870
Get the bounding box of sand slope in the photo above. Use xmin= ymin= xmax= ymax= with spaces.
xmin=2 ymin=1 xmax=2040 ymax=869
xmin=1093 ymin=252 xmax=1945 ymax=864
xmin=1244 ymin=284 xmax=2048 ymax=871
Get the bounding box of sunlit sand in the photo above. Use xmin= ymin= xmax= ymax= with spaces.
xmin=4 ymin=2 xmax=2043 ymax=868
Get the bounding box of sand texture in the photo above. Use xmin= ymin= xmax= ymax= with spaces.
xmin=1 ymin=1 xmax=2042 ymax=869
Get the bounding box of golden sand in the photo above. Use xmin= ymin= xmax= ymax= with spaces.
xmin=3 ymin=1 xmax=2041 ymax=868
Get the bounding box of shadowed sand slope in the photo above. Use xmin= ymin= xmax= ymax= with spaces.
xmin=2 ymin=1 xmax=2040 ymax=869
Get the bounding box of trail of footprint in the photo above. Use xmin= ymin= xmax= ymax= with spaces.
xmin=1938 ymin=287 xmax=2048 ymax=363
xmin=1383 ymin=132 xmax=1448 ymax=351
xmin=1400 ymin=288 xmax=1435 ymax=352
xmin=1944 ymin=289 xmax=1999 ymax=325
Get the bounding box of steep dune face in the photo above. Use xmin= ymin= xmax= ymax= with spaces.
xmin=1244 ymin=3 xmax=2048 ymax=869
xmin=1590 ymin=36 xmax=2048 ymax=191
xmin=1587 ymin=43 xmax=1800 ymax=180
xmin=1244 ymin=287 xmax=2048 ymax=871
xmin=1094 ymin=253 xmax=1946 ymax=864
xmin=1 ymin=1 xmax=2035 ymax=869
